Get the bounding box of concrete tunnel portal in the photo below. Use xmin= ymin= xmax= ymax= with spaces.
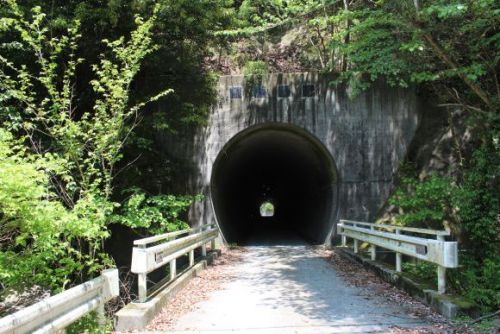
xmin=210 ymin=124 xmax=339 ymax=245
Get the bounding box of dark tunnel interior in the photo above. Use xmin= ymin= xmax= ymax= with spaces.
xmin=210 ymin=124 xmax=338 ymax=245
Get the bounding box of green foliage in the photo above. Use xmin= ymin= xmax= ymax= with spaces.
xmin=472 ymin=319 xmax=495 ymax=333
xmin=243 ymin=60 xmax=269 ymax=86
xmin=110 ymin=1 xmax=233 ymax=196
xmin=333 ymin=7 xmax=413 ymax=92
xmin=344 ymin=1 xmax=500 ymax=310
xmin=216 ymin=1 xmax=337 ymax=70
xmin=0 ymin=0 xmax=497 ymax=322
xmin=261 ymin=202 xmax=274 ymax=211
xmin=0 ymin=0 xmax=168 ymax=199
xmin=243 ymin=60 xmax=269 ymax=77
xmin=451 ymin=257 xmax=500 ymax=310
xmin=390 ymin=175 xmax=453 ymax=229
xmin=112 ymin=190 xmax=202 ymax=235
xmin=390 ymin=144 xmax=499 ymax=310
xmin=236 ymin=0 xmax=296 ymax=27
xmin=259 ymin=201 xmax=275 ymax=217
xmin=453 ymin=315 xmax=496 ymax=332
xmin=449 ymin=144 xmax=499 ymax=310
xmin=402 ymin=261 xmax=437 ymax=286
xmin=0 ymin=1 xmax=199 ymax=304
xmin=222 ymin=0 xmax=498 ymax=114
xmin=228 ymin=0 xmax=324 ymax=30
xmin=337 ymin=0 xmax=499 ymax=111
xmin=453 ymin=145 xmax=500 ymax=258
xmin=135 ymin=0 xmax=232 ymax=131
xmin=0 ymin=129 xmax=112 ymax=290
xmin=66 ymin=311 xmax=113 ymax=334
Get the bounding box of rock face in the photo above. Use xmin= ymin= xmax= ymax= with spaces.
xmin=159 ymin=73 xmax=420 ymax=244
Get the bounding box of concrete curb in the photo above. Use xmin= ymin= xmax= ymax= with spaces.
xmin=334 ymin=247 xmax=477 ymax=319
xmin=114 ymin=250 xmax=220 ymax=331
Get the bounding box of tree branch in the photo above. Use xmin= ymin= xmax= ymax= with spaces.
xmin=420 ymin=32 xmax=492 ymax=109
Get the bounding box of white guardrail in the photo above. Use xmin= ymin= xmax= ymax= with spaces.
xmin=131 ymin=223 xmax=218 ymax=302
xmin=338 ymin=220 xmax=458 ymax=294
xmin=0 ymin=269 xmax=119 ymax=334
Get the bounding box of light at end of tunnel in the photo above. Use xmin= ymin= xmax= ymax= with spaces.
xmin=259 ymin=201 xmax=275 ymax=218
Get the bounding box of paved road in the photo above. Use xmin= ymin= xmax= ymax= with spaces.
xmin=168 ymin=244 xmax=430 ymax=333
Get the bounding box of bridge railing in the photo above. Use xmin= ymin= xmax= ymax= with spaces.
xmin=338 ymin=219 xmax=458 ymax=294
xmin=131 ymin=224 xmax=218 ymax=302
xmin=0 ymin=269 xmax=118 ymax=334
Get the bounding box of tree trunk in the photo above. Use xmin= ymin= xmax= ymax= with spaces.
xmin=341 ymin=0 xmax=351 ymax=72
xmin=422 ymin=33 xmax=492 ymax=109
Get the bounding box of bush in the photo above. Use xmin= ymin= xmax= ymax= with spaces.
xmin=0 ymin=129 xmax=112 ymax=291
xmin=402 ymin=261 xmax=438 ymax=286
xmin=112 ymin=189 xmax=202 ymax=235
xmin=389 ymin=174 xmax=454 ymax=230
xmin=390 ymin=145 xmax=499 ymax=310
xmin=0 ymin=3 xmax=197 ymax=300
xmin=243 ymin=60 xmax=269 ymax=77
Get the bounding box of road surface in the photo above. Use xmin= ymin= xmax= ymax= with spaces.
xmin=166 ymin=243 xmax=430 ymax=333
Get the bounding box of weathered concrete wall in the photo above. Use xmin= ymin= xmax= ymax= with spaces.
xmin=160 ymin=73 xmax=419 ymax=244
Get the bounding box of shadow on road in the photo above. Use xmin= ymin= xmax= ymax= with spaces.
xmin=170 ymin=243 xmax=430 ymax=333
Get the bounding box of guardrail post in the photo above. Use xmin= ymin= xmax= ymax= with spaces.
xmin=370 ymin=244 xmax=376 ymax=260
xmin=137 ymin=244 xmax=148 ymax=302
xmin=97 ymin=303 xmax=106 ymax=328
xmin=211 ymin=238 xmax=217 ymax=251
xmin=370 ymin=226 xmax=376 ymax=260
xmin=352 ymin=223 xmax=359 ymax=253
xmin=138 ymin=273 xmax=147 ymax=303
xmin=338 ymin=219 xmax=457 ymax=294
xmin=189 ymin=250 xmax=194 ymax=266
xmin=201 ymin=224 xmax=208 ymax=257
xmin=201 ymin=244 xmax=207 ymax=257
xmin=436 ymin=235 xmax=446 ymax=293
xmin=131 ymin=227 xmax=220 ymax=306
xmin=395 ymin=230 xmax=402 ymax=272
xmin=341 ymin=234 xmax=346 ymax=247
xmin=169 ymin=259 xmax=176 ymax=281
xmin=437 ymin=266 xmax=446 ymax=294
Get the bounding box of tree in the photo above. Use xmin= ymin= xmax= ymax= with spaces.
xmin=0 ymin=0 xmax=174 ymax=291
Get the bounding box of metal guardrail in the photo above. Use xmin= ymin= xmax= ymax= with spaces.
xmin=131 ymin=224 xmax=219 ymax=302
xmin=0 ymin=269 xmax=119 ymax=334
xmin=338 ymin=220 xmax=458 ymax=294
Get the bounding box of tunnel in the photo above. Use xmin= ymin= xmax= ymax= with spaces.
xmin=210 ymin=124 xmax=338 ymax=245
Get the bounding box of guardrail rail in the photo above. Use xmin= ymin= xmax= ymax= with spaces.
xmin=0 ymin=269 xmax=119 ymax=334
xmin=338 ymin=219 xmax=458 ymax=293
xmin=131 ymin=224 xmax=219 ymax=302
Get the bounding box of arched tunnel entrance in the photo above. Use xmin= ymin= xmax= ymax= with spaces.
xmin=210 ymin=124 xmax=338 ymax=245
